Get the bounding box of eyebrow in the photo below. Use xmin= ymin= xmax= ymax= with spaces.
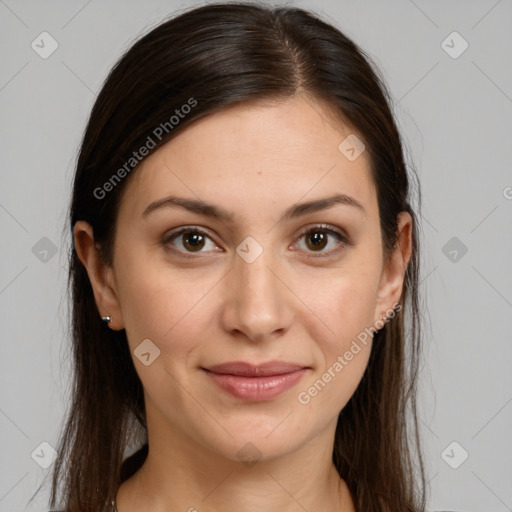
xmin=142 ymin=193 xmax=366 ymax=223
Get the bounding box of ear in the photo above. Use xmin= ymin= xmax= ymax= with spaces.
xmin=73 ymin=220 xmax=125 ymax=330
xmin=373 ymin=211 xmax=413 ymax=326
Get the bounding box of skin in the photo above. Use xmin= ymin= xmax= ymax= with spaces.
xmin=74 ymin=93 xmax=412 ymax=512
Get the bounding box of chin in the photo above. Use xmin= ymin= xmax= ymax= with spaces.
xmin=196 ymin=419 xmax=308 ymax=464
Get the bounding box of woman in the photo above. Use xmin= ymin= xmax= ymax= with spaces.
xmin=42 ymin=2 xmax=428 ymax=510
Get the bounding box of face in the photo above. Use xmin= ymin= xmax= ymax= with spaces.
xmin=77 ymin=93 xmax=410 ymax=463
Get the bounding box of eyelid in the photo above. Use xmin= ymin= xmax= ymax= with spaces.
xmin=294 ymin=223 xmax=350 ymax=245
xmin=162 ymin=223 xmax=351 ymax=259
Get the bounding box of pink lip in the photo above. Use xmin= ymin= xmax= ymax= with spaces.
xmin=202 ymin=361 xmax=309 ymax=401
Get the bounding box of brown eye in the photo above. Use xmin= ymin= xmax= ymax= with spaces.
xmin=163 ymin=227 xmax=219 ymax=257
xmin=293 ymin=224 xmax=349 ymax=258
xmin=181 ymin=231 xmax=206 ymax=252
xmin=304 ymin=230 xmax=328 ymax=251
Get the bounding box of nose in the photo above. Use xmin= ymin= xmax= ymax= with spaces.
xmin=219 ymin=242 xmax=294 ymax=344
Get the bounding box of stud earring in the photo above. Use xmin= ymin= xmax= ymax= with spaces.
xmin=101 ymin=316 xmax=112 ymax=325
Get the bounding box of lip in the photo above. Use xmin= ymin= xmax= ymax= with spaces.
xmin=201 ymin=361 xmax=310 ymax=401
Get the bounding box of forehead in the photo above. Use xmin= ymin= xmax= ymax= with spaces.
xmin=117 ymin=94 xmax=377 ymax=223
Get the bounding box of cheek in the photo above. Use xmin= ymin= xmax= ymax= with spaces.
xmin=115 ymin=258 xmax=217 ymax=410
xmin=295 ymin=342 xmax=371 ymax=428
xmin=115 ymin=250 xmax=221 ymax=357
xmin=295 ymin=256 xmax=380 ymax=412
xmin=295 ymin=273 xmax=378 ymax=416
xmin=311 ymin=258 xmax=381 ymax=349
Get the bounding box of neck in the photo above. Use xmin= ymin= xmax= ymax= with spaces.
xmin=116 ymin=415 xmax=355 ymax=511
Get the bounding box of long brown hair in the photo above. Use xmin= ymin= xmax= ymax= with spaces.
xmin=37 ymin=2 xmax=427 ymax=510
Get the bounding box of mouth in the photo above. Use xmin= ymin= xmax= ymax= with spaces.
xmin=201 ymin=361 xmax=310 ymax=401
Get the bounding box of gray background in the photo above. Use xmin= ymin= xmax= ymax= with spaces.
xmin=1 ymin=0 xmax=511 ymax=511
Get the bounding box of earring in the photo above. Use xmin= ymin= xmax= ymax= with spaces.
xmin=101 ymin=316 xmax=112 ymax=325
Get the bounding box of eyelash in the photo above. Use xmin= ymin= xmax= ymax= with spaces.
xmin=162 ymin=224 xmax=351 ymax=260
